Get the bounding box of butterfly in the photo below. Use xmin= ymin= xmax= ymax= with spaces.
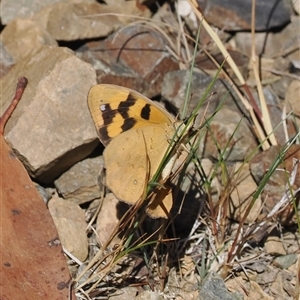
xmin=87 ymin=84 xmax=187 ymax=218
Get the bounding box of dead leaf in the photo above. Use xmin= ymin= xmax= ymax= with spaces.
xmin=0 ymin=78 xmax=75 ymax=299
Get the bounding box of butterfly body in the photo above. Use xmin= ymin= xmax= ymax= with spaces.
xmin=88 ymin=84 xmax=179 ymax=218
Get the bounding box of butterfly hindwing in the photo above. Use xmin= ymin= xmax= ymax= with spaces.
xmin=104 ymin=125 xmax=174 ymax=205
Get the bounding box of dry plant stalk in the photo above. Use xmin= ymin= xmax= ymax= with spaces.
xmin=187 ymin=0 xmax=276 ymax=150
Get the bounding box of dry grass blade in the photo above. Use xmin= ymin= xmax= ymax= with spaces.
xmin=187 ymin=0 xmax=245 ymax=85
xmin=250 ymin=0 xmax=276 ymax=147
xmin=187 ymin=0 xmax=279 ymax=150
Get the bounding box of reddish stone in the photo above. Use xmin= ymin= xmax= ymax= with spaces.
xmin=79 ymin=25 xmax=179 ymax=98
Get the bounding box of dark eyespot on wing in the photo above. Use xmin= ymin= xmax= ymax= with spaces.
xmin=141 ymin=103 xmax=151 ymax=120
xmin=121 ymin=117 xmax=137 ymax=132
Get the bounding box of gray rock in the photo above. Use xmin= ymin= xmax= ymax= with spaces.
xmin=199 ymin=272 xmax=243 ymax=300
xmin=202 ymin=107 xmax=258 ymax=161
xmin=31 ymin=2 xmax=151 ymax=41
xmin=198 ymin=0 xmax=290 ymax=31
xmin=0 ymin=0 xmax=66 ymax=24
xmin=0 ymin=41 xmax=14 ymax=78
xmin=48 ymin=196 xmax=88 ymax=261
xmin=1 ymin=19 xmax=57 ymax=63
xmin=273 ymin=254 xmax=298 ymax=269
xmin=250 ymin=145 xmax=300 ymax=225
xmin=161 ymin=69 xmax=242 ymax=122
xmin=108 ymin=287 xmax=140 ymax=300
xmin=229 ymin=162 xmax=261 ymax=223
xmin=235 ymin=15 xmax=299 ymax=57
xmin=55 ymin=156 xmax=104 ymax=205
xmin=135 ymin=290 xmax=161 ymax=300
xmin=0 ymin=46 xmax=98 ymax=184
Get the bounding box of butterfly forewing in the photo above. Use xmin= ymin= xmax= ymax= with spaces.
xmin=88 ymin=84 xmax=174 ymax=145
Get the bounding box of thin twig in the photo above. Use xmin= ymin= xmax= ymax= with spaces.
xmin=0 ymin=77 xmax=28 ymax=134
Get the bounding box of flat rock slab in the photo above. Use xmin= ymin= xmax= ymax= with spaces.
xmin=0 ymin=41 xmax=14 ymax=78
xmin=1 ymin=18 xmax=57 ymax=62
xmin=286 ymin=80 xmax=300 ymax=116
xmin=48 ymin=196 xmax=89 ymax=262
xmin=31 ymin=1 xmax=151 ymax=41
xmin=199 ymin=272 xmax=242 ymax=300
xmin=202 ymin=107 xmax=258 ymax=161
xmin=80 ymin=24 xmax=179 ymax=98
xmin=0 ymin=0 xmax=65 ymax=24
xmin=161 ymin=69 xmax=242 ymax=119
xmin=250 ymin=144 xmax=300 ymax=224
xmin=229 ymin=162 xmax=261 ymax=223
xmin=55 ymin=156 xmax=104 ymax=205
xmin=0 ymin=46 xmax=98 ymax=184
xmin=199 ymin=0 xmax=290 ymax=31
